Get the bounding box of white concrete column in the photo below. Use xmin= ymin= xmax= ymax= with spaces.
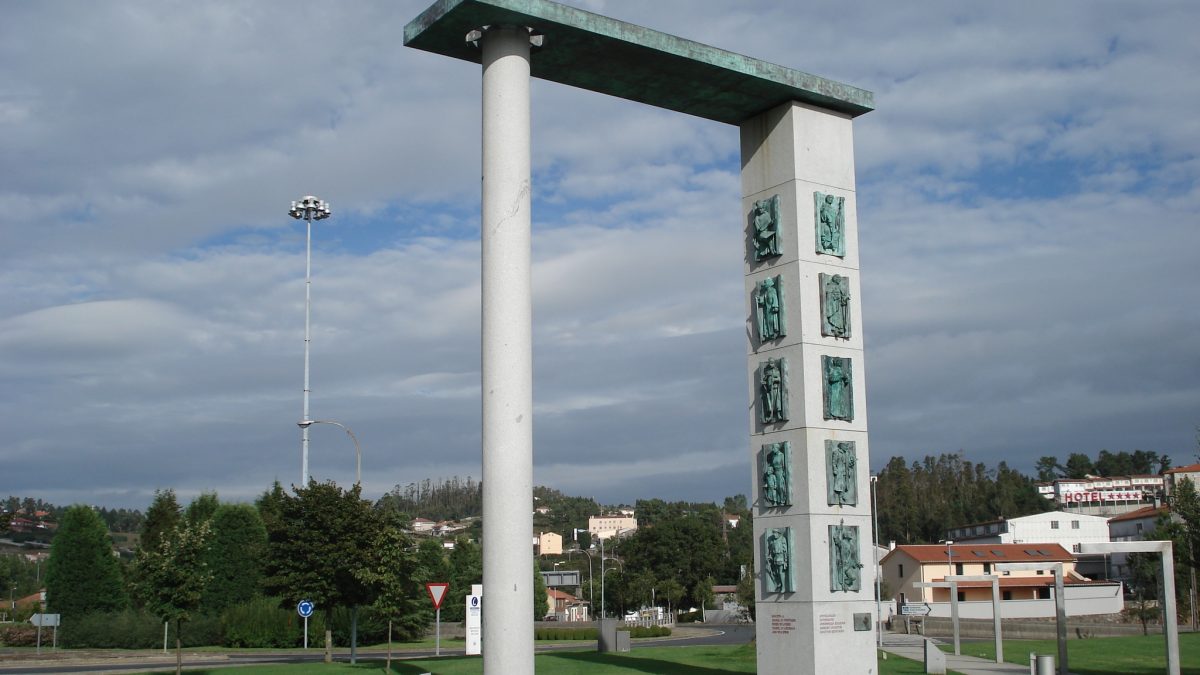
xmin=480 ymin=25 xmax=534 ymax=675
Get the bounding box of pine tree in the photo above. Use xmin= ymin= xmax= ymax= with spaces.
xmin=141 ymin=489 xmax=181 ymax=554
xmin=45 ymin=505 xmax=128 ymax=616
xmin=203 ymin=503 xmax=267 ymax=612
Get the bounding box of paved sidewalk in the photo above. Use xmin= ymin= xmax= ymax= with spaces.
xmin=880 ymin=633 xmax=1032 ymax=674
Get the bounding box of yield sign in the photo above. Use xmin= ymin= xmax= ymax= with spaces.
xmin=426 ymin=582 xmax=450 ymax=610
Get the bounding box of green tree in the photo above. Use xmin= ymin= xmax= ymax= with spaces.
xmin=620 ymin=507 xmax=726 ymax=608
xmin=134 ymin=521 xmax=212 ymax=675
xmin=45 ymin=505 xmax=128 ymax=616
xmin=1064 ymin=452 xmax=1095 ymax=479
xmin=1035 ymin=456 xmax=1063 ymax=482
xmin=202 ymin=503 xmax=267 ymax=612
xmin=355 ymin=525 xmax=429 ymax=671
xmin=442 ymin=538 xmax=482 ymax=622
xmin=659 ymin=577 xmax=685 ymax=618
xmin=141 ymin=489 xmax=182 ymax=554
xmin=533 ymin=561 xmax=549 ymax=620
xmin=1171 ymin=477 xmax=1200 ymax=627
xmin=693 ymin=575 xmax=716 ymax=611
xmin=262 ymin=481 xmax=382 ymax=663
xmin=734 ymin=562 xmax=755 ymax=620
xmin=184 ymin=491 xmax=220 ymax=526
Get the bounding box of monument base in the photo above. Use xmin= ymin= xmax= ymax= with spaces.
xmin=754 ymin=601 xmax=877 ymax=674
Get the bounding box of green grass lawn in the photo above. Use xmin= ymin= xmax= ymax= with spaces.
xmin=944 ymin=631 xmax=1200 ymax=675
xmin=136 ymin=644 xmax=944 ymax=674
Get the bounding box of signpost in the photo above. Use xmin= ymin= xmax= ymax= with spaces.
xmin=465 ymin=590 xmax=482 ymax=656
xmin=900 ymin=603 xmax=931 ymax=616
xmin=297 ymin=600 xmax=314 ymax=650
xmin=31 ymin=613 xmax=60 ymax=653
xmin=426 ymin=583 xmax=450 ymax=656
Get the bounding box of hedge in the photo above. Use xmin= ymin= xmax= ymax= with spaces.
xmin=618 ymin=625 xmax=672 ymax=638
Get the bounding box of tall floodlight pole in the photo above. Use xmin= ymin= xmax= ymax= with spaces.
xmin=298 ymin=419 xmax=362 ymax=484
xmin=289 ymin=195 xmax=331 ymax=486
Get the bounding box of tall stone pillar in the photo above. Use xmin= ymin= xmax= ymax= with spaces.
xmin=742 ymin=101 xmax=875 ymax=674
xmin=480 ymin=25 xmax=535 ymax=675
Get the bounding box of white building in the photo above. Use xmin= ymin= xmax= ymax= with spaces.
xmin=534 ymin=531 xmax=562 ymax=556
xmin=946 ymin=511 xmax=1112 ymax=578
xmin=1106 ymin=505 xmax=1174 ymax=581
xmin=1034 ymin=475 xmax=1163 ymax=514
xmin=880 ymin=543 xmax=1122 ymax=619
xmin=947 ymin=511 xmax=1110 ymax=547
xmin=1164 ymin=463 xmax=1200 ymax=496
xmin=588 ymin=514 xmax=637 ymax=540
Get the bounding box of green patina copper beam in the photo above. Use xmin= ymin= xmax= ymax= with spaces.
xmin=404 ymin=0 xmax=873 ymax=124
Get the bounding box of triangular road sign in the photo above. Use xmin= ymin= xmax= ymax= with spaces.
xmin=426 ymin=582 xmax=450 ymax=610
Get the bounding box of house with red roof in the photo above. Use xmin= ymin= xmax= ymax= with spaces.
xmin=881 ymin=543 xmax=1122 ymax=619
xmin=544 ymin=588 xmax=589 ymax=622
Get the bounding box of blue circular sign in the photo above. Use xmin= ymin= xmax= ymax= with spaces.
xmin=297 ymin=600 xmax=314 ymax=618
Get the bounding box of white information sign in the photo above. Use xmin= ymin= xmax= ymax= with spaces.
xmin=465 ymin=594 xmax=482 ymax=656
xmin=31 ymin=613 xmax=61 ymax=627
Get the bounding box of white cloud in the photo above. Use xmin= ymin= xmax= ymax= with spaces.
xmin=1 ymin=0 xmax=1197 ymax=510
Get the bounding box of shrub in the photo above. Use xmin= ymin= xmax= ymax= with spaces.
xmin=222 ymin=597 xmax=312 ymax=648
xmin=0 ymin=624 xmax=38 ymax=647
xmin=618 ymin=625 xmax=671 ymax=638
xmin=677 ymin=610 xmax=703 ymax=623
xmin=534 ymin=627 xmax=597 ymax=640
xmin=61 ymin=610 xmax=161 ymax=648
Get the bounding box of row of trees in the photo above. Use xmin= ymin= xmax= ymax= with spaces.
xmin=376 ymin=476 xmax=482 ymax=523
xmin=876 ymin=452 xmax=1049 ymax=545
xmin=1035 ymin=449 xmax=1172 ymax=482
xmin=539 ymin=496 xmax=753 ymax=618
xmin=40 ymin=480 xmax=533 ymax=671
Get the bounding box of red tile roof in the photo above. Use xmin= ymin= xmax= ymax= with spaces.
xmin=883 ymin=543 xmax=1074 ymax=565
xmin=953 ymin=577 xmax=1117 ymax=589
xmin=1164 ymin=463 xmax=1200 ymax=474
xmin=1107 ymin=505 xmax=1169 ymax=523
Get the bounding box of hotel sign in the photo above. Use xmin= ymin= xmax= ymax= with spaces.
xmin=1060 ymin=489 xmax=1142 ymax=503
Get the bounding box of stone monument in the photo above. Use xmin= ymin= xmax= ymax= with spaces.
xmin=744 ymin=101 xmax=874 ymax=671
xmin=405 ymin=1 xmax=873 ymax=672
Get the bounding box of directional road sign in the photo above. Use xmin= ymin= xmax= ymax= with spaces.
xmin=297 ymin=600 xmax=314 ymax=618
xmin=426 ymin=582 xmax=450 ymax=610
xmin=31 ymin=613 xmax=60 ymax=627
xmin=900 ymin=602 xmax=931 ymax=616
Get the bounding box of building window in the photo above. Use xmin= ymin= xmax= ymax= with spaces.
xmin=957 ymin=591 xmax=966 ymax=602
xmin=1071 ymin=520 xmax=1080 ymax=530
xmin=1036 ymin=570 xmax=1044 ymax=575
xmin=983 ymin=563 xmax=991 ymax=574
xmin=898 ymin=564 xmax=904 ymax=577
xmin=1037 ymin=587 xmax=1051 ymax=600
xmin=1002 ymin=590 xmax=1012 ymax=601
xmin=1137 ymin=523 xmax=1144 ymax=533
xmin=955 ymin=563 xmax=964 ymax=575
xmin=1051 ymin=521 xmax=1059 ymax=529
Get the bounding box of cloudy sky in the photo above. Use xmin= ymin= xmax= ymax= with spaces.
xmin=3 ymin=1 xmax=1197 ymax=511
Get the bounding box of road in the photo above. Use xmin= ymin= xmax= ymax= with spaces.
xmin=0 ymin=624 xmax=756 ymax=674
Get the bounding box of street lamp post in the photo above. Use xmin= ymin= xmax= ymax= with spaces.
xmin=289 ymin=195 xmax=331 ymax=487
xmin=567 ymin=549 xmax=594 ymax=606
xmin=870 ymin=475 xmax=881 ymax=646
xmin=297 ymin=419 xmax=361 ymax=485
